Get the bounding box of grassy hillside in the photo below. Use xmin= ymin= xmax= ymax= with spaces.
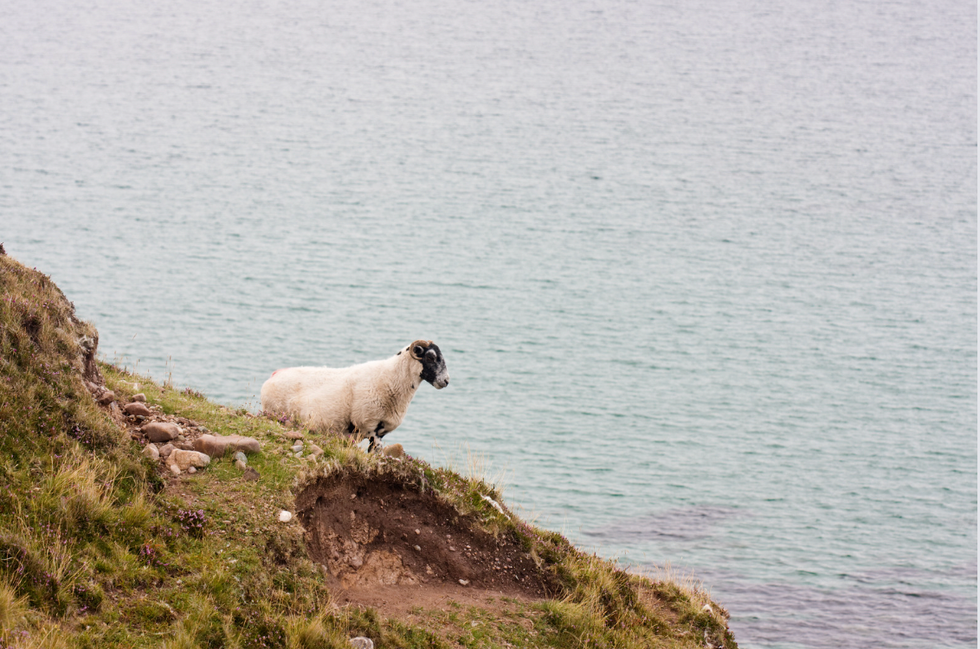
xmin=0 ymin=251 xmax=737 ymax=649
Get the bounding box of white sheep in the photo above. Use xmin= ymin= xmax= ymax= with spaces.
xmin=260 ymin=340 xmax=449 ymax=451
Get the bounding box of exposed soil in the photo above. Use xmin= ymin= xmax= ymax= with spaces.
xmin=91 ymin=384 xmax=562 ymax=617
xmin=296 ymin=473 xmax=561 ymax=614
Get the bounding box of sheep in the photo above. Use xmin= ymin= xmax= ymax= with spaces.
xmin=260 ymin=340 xmax=449 ymax=452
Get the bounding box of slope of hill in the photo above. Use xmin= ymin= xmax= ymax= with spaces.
xmin=0 ymin=250 xmax=737 ymax=649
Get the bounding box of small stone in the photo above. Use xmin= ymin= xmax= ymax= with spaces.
xmin=279 ymin=510 xmax=292 ymax=523
xmin=170 ymin=449 xmax=210 ymax=471
xmin=307 ymin=443 xmax=323 ymax=458
xmin=283 ymin=430 xmax=304 ymax=440
xmin=415 ymin=529 xmax=421 ymax=535
xmin=232 ymin=451 xmax=247 ymax=464
xmin=96 ymin=390 xmax=116 ymax=405
xmin=159 ymin=443 xmax=175 ymax=459
xmin=414 ymin=545 xmax=421 ymax=551
xmin=449 ymin=546 xmax=456 ymax=552
xmin=142 ymin=421 xmax=180 ymax=442
xmin=142 ymin=444 xmax=160 ymax=461
xmin=194 ymin=434 xmax=262 ymax=458
xmin=123 ymin=402 xmax=152 ymax=417
xmin=131 ymin=393 xmax=147 ymax=402
xmin=169 ymin=463 xmax=181 ymax=476
xmin=458 ymin=579 xmax=469 ymax=586
xmin=349 ymin=638 xmax=374 ymax=649
xmin=188 ymin=466 xmax=196 ymax=474
xmin=234 ymin=459 xmax=247 ymax=471
xmin=243 ymin=467 xmax=260 ymax=481
xmin=290 ymin=442 xmax=303 ymax=452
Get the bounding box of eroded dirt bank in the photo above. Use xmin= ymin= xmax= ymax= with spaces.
xmin=296 ymin=472 xmax=560 ymax=612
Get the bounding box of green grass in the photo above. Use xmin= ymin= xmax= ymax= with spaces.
xmin=0 ymin=253 xmax=736 ymax=648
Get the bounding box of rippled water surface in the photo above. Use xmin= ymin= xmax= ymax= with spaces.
xmin=2 ymin=0 xmax=976 ymax=646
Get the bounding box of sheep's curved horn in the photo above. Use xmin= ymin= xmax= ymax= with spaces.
xmin=409 ymin=340 xmax=430 ymax=360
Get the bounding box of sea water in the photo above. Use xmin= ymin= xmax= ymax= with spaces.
xmin=2 ymin=0 xmax=976 ymax=646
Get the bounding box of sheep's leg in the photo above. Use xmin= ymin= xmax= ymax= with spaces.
xmin=367 ymin=422 xmax=385 ymax=453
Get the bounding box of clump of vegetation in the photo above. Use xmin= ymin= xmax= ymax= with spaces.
xmin=0 ymin=252 xmax=736 ymax=648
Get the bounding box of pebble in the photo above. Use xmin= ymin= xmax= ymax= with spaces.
xmin=142 ymin=421 xmax=181 ymax=442
xmin=194 ymin=434 xmax=262 ymax=458
xmin=234 ymin=459 xmax=247 ymax=471
xmin=123 ymin=402 xmax=152 ymax=417
xmin=307 ymin=443 xmax=323 ymax=458
xmin=131 ymin=393 xmax=147 ymax=402
xmin=349 ymin=638 xmax=374 ymax=649
xmin=279 ymin=510 xmax=292 ymax=523
xmin=169 ymin=463 xmax=181 ymax=476
xmin=170 ymin=449 xmax=211 ymax=471
xmin=283 ymin=430 xmax=304 ymax=440
xmin=159 ymin=443 xmax=175 ymax=459
xmin=96 ymin=390 xmax=116 ymax=405
xmin=232 ymin=451 xmax=247 ymax=464
xmin=142 ymin=444 xmax=160 ymax=461
xmin=459 ymin=579 xmax=470 ymax=586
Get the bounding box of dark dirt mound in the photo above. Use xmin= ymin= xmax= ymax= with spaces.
xmin=296 ymin=473 xmax=561 ymax=608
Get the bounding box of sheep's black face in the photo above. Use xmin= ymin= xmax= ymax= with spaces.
xmin=413 ymin=342 xmax=450 ymax=389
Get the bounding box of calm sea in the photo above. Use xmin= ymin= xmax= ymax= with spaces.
xmin=2 ymin=0 xmax=976 ymax=646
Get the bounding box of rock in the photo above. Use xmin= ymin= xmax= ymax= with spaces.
xmin=96 ymin=389 xmax=116 ymax=405
xmin=307 ymin=443 xmax=323 ymax=458
xmin=168 ymin=463 xmax=181 ymax=476
xmin=458 ymin=579 xmax=470 ymax=586
xmin=242 ymin=467 xmax=260 ymax=482
xmin=142 ymin=444 xmax=160 ymax=461
xmin=142 ymin=421 xmax=180 ymax=442
xmin=350 ymin=638 xmax=374 ymax=649
xmin=170 ymin=449 xmax=210 ymax=471
xmin=159 ymin=443 xmax=175 ymax=459
xmin=188 ymin=466 xmax=196 ymax=474
xmin=232 ymin=451 xmax=247 ymax=464
xmin=383 ymin=443 xmax=405 ymax=458
xmin=283 ymin=430 xmax=304 ymax=440
xmin=279 ymin=510 xmax=292 ymax=523
xmin=193 ymin=434 xmax=261 ymax=458
xmin=123 ymin=402 xmax=152 ymax=417
xmin=290 ymin=442 xmax=303 ymax=453
xmin=234 ymin=459 xmax=247 ymax=471
xmin=131 ymin=393 xmax=147 ymax=402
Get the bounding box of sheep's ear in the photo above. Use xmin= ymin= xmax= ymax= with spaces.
xmin=410 ymin=343 xmax=426 ymax=360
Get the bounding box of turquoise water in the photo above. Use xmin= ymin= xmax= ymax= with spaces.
xmin=2 ymin=0 xmax=975 ymax=646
